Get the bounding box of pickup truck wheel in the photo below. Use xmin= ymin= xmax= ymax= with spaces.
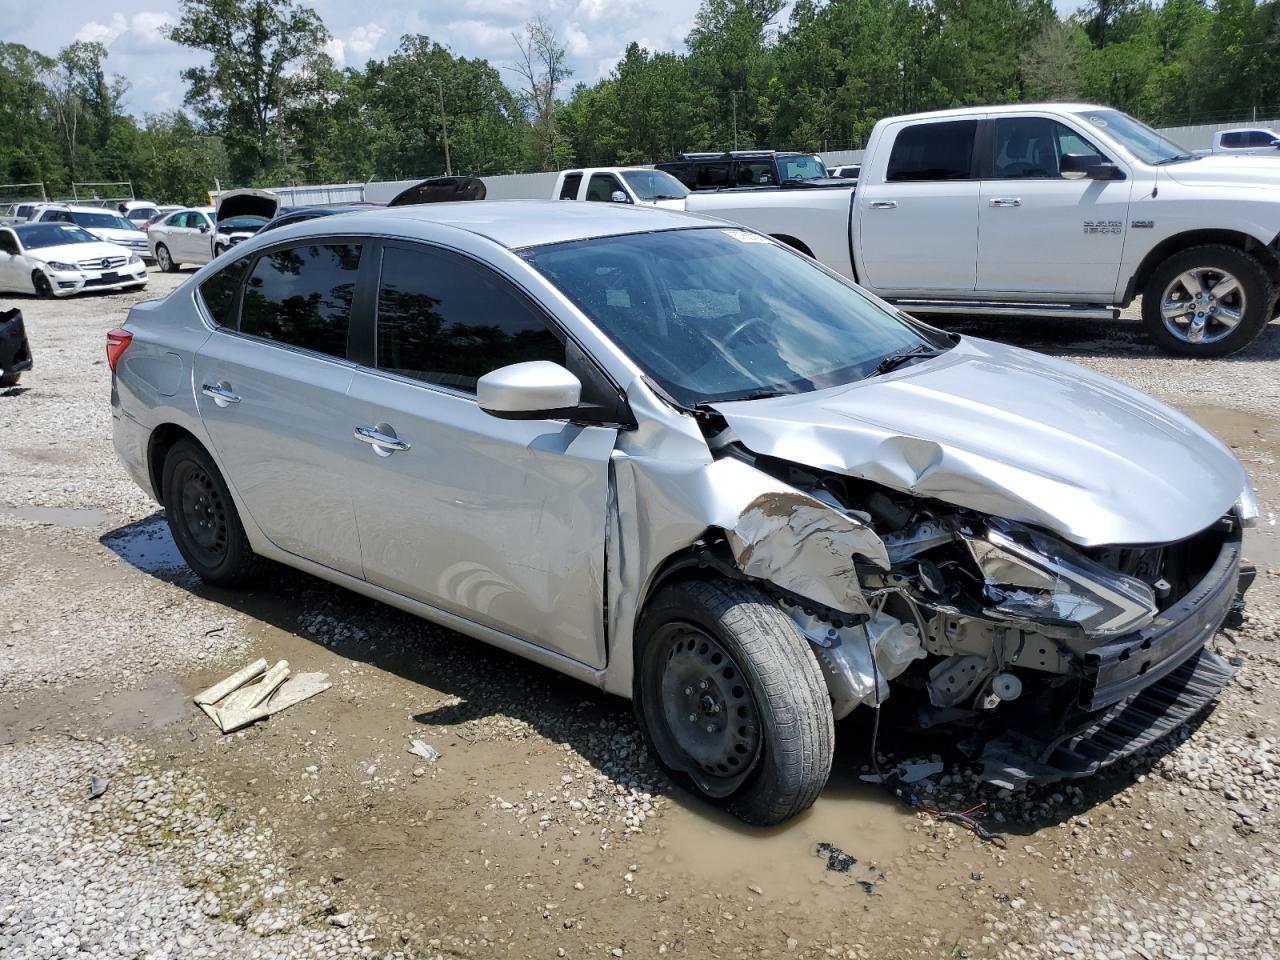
xmin=155 ymin=244 xmax=177 ymax=273
xmin=1142 ymin=245 xmax=1275 ymax=356
xmin=635 ymin=578 xmax=834 ymax=826
xmin=162 ymin=438 xmax=260 ymax=586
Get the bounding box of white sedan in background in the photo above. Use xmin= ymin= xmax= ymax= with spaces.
xmin=0 ymin=222 xmax=146 ymax=297
xmin=148 ymin=207 xmax=217 ymax=272
xmin=33 ymin=205 xmax=152 ymax=261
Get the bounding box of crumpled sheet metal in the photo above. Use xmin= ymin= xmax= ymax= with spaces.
xmin=194 ymin=658 xmax=331 ymax=733
xmin=603 ymin=380 xmax=893 ymax=696
xmin=712 ymin=338 xmax=1248 ymax=547
xmin=727 ymin=492 xmax=889 ymax=617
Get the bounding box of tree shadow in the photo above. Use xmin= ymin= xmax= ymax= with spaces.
xmin=100 ymin=512 xmax=1227 ymax=836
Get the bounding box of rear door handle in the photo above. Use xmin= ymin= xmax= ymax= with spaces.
xmin=868 ymin=200 xmax=898 ymax=210
xmin=201 ymin=382 xmax=240 ymax=405
xmin=989 ymin=197 xmax=1023 ymax=207
xmin=354 ymin=425 xmax=410 ymax=454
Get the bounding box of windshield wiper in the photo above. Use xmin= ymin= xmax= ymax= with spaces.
xmin=697 ymin=388 xmax=789 ymax=407
xmin=1152 ymin=154 xmax=1196 ymax=165
xmin=871 ymin=344 xmax=943 ymax=377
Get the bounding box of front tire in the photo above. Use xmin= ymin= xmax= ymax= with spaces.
xmin=162 ymin=439 xmax=259 ymax=586
xmin=635 ymin=578 xmax=834 ymax=826
xmin=155 ymin=244 xmax=177 ymax=273
xmin=31 ymin=271 xmax=53 ymax=298
xmin=1141 ymin=244 xmax=1276 ymax=356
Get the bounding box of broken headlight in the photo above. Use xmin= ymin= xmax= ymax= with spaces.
xmin=962 ymin=520 xmax=1157 ymax=638
xmin=1236 ymin=484 xmax=1259 ymax=529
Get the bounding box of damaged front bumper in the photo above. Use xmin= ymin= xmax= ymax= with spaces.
xmin=979 ymin=526 xmax=1252 ymax=788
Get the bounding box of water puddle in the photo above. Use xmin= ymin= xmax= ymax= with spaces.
xmin=643 ymin=767 xmax=912 ymax=897
xmin=101 ymin=514 xmax=190 ymax=575
xmin=0 ymin=504 xmax=111 ymax=528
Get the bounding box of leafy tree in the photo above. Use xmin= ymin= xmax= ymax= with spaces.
xmin=1021 ymin=19 xmax=1088 ymax=101
xmin=166 ymin=0 xmax=332 ymax=182
xmin=511 ymin=17 xmax=574 ymax=168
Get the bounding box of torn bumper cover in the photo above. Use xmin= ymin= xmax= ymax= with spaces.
xmin=979 ymin=529 xmax=1250 ymax=788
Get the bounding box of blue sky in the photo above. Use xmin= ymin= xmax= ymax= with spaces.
xmin=0 ymin=0 xmax=1083 ymax=118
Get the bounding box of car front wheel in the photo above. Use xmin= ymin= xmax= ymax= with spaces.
xmin=162 ymin=438 xmax=260 ymax=586
xmin=635 ymin=578 xmax=834 ymax=825
xmin=1141 ymin=244 xmax=1276 ymax=356
xmin=31 ymin=271 xmax=53 ymax=298
xmin=155 ymin=244 xmax=177 ymax=273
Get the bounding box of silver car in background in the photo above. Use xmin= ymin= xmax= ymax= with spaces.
xmin=109 ymin=202 xmax=1255 ymax=824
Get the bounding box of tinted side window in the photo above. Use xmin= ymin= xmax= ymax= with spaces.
xmin=656 ymin=162 xmax=692 ymax=187
xmin=992 ymin=117 xmax=1105 ymax=179
xmin=1247 ymin=130 xmax=1275 ymax=146
xmin=694 ymin=162 xmax=732 ymax=188
xmin=886 ymin=121 xmax=977 ymax=182
xmin=376 ymin=245 xmax=563 ymax=393
xmin=198 ymin=256 xmax=252 ymax=326
xmin=1220 ymin=132 xmax=1244 ymax=148
xmin=559 ymin=173 xmax=582 ymax=199
xmin=735 ymin=161 xmax=773 ymax=186
xmin=240 ymin=244 xmax=361 ymax=358
xmin=586 ymin=174 xmax=623 ymax=202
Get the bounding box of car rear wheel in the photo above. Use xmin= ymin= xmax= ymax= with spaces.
xmin=635 ymin=578 xmax=834 ymax=826
xmin=162 ymin=438 xmax=260 ymax=586
xmin=155 ymin=244 xmax=177 ymax=273
xmin=31 ymin=271 xmax=52 ymax=298
xmin=1142 ymin=245 xmax=1276 ymax=356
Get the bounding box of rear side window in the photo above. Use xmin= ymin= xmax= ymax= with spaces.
xmin=240 ymin=243 xmax=361 ymax=358
xmin=375 ymin=245 xmax=563 ymax=393
xmin=694 ymin=162 xmax=732 ymax=189
xmin=1220 ymin=132 xmax=1244 ymax=148
xmin=198 ymin=257 xmax=252 ymax=326
xmin=559 ymin=173 xmax=582 ymax=199
xmin=886 ymin=120 xmax=977 ymax=182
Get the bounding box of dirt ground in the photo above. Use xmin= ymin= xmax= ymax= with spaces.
xmin=2 ymin=270 xmax=1279 ymax=960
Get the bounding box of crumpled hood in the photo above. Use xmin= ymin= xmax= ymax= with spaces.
xmin=1162 ymin=154 xmax=1280 ymax=189
xmin=712 ymin=338 xmax=1248 ymax=547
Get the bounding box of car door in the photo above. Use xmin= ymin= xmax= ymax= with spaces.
xmin=856 ymin=119 xmax=979 ymax=293
xmin=179 ymin=212 xmax=214 ymax=263
xmin=157 ymin=212 xmax=193 ymax=261
xmin=976 ymin=115 xmax=1132 ymax=297
xmin=0 ymin=229 xmax=26 ymax=291
xmin=344 ymin=241 xmax=617 ymax=667
xmin=191 ymin=242 xmax=369 ymax=578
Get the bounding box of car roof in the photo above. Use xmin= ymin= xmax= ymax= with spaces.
xmin=881 ymin=102 xmax=1104 ymax=123
xmin=43 ymin=204 xmax=131 ymax=214
xmin=268 ymin=200 xmax=723 ymax=250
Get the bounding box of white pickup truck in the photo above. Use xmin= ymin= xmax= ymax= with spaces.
xmin=552 ymin=167 xmax=689 ymax=208
xmin=1205 ymin=127 xmax=1280 ymax=156
xmin=683 ymin=103 xmax=1280 ymax=356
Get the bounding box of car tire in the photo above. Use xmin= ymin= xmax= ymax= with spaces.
xmin=31 ymin=271 xmax=53 ymax=298
xmin=1141 ymin=244 xmax=1276 ymax=357
xmin=162 ymin=438 xmax=260 ymax=586
xmin=155 ymin=244 xmax=177 ymax=273
xmin=635 ymin=577 xmax=834 ymax=826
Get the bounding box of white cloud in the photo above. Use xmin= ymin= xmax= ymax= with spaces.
xmin=346 ymin=23 xmax=386 ymax=59
xmin=74 ymin=12 xmax=128 ymax=45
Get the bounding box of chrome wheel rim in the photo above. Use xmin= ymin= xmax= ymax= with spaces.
xmin=657 ymin=626 xmax=760 ymax=782
xmin=1159 ymin=267 xmax=1245 ymax=345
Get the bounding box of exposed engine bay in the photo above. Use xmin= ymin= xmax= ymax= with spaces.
xmin=708 ymin=444 xmax=1253 ymax=788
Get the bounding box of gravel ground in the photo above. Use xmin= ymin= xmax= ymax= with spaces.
xmin=1 ymin=274 xmax=1278 ymax=959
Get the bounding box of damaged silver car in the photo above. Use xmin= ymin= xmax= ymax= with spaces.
xmin=109 ymin=203 xmax=1256 ymax=824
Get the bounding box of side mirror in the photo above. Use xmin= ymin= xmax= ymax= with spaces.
xmin=198 ymin=223 xmax=210 ymax=233
xmin=1270 ymin=139 xmax=1280 ymax=149
xmin=610 ymin=190 xmax=630 ymax=204
xmin=477 ymin=361 xmax=582 ymax=420
xmin=1061 ymin=154 xmax=1123 ymax=181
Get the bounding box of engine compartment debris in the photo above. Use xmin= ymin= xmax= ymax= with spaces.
xmin=194 ymin=658 xmax=331 ymax=733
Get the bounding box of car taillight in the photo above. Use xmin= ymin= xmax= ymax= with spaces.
xmin=106 ymin=328 xmax=132 ymax=373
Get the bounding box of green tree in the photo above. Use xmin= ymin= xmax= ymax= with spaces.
xmin=166 ymin=0 xmax=332 ymax=182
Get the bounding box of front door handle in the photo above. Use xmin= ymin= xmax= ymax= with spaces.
xmin=989 ymin=197 xmax=1023 ymax=207
xmin=354 ymin=425 xmax=410 ymax=455
xmin=869 ymin=200 xmax=898 ymax=209
xmin=201 ymin=382 xmax=240 ymax=406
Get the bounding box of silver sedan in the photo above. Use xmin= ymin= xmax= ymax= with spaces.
xmin=109 ymin=202 xmax=1255 ymax=823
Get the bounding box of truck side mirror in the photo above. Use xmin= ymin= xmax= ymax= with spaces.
xmin=1061 ymin=154 xmax=1123 ymax=181
xmin=610 ymin=190 xmax=630 ymax=204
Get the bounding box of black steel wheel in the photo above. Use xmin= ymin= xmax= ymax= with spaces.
xmin=162 ymin=438 xmax=259 ymax=585
xmin=636 ymin=578 xmax=834 ymax=825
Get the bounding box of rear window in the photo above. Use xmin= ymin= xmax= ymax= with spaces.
xmin=886 ymin=120 xmax=977 ymax=182
xmin=240 ymin=244 xmax=362 ymax=358
xmin=198 ymin=257 xmax=251 ymax=326
xmin=558 ymin=173 xmax=582 ymax=200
